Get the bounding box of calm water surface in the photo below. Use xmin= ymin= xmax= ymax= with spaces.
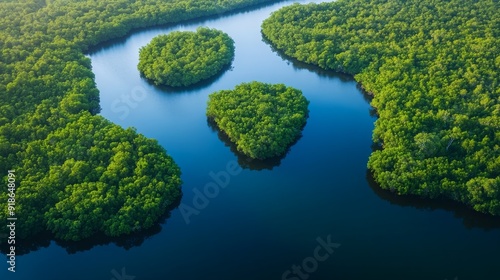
xmin=3 ymin=1 xmax=499 ymax=279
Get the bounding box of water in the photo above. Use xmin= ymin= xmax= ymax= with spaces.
xmin=2 ymin=1 xmax=499 ymax=279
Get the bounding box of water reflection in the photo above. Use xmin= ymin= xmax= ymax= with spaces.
xmin=207 ymin=118 xmax=305 ymax=170
xmin=261 ymin=36 xmax=353 ymax=81
xmin=366 ymin=170 xmax=500 ymax=230
xmin=142 ymin=64 xmax=234 ymax=94
xmin=0 ymin=197 xmax=181 ymax=255
xmin=262 ymin=35 xmax=378 ymax=116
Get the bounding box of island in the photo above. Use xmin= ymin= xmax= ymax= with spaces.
xmin=207 ymin=81 xmax=309 ymax=159
xmin=138 ymin=27 xmax=235 ymax=87
xmin=262 ymin=0 xmax=500 ymax=215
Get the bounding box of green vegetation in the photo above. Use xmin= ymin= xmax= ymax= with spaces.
xmin=18 ymin=115 xmax=182 ymax=241
xmin=138 ymin=27 xmax=235 ymax=87
xmin=207 ymin=82 xmax=309 ymax=159
xmin=0 ymin=0 xmax=279 ymax=242
xmin=262 ymin=0 xmax=500 ymax=215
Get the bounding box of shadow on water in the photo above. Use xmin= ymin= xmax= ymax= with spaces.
xmin=207 ymin=118 xmax=305 ymax=171
xmin=142 ymin=64 xmax=234 ymax=94
xmin=261 ymin=36 xmax=352 ymax=80
xmin=261 ymin=35 xmax=377 ymax=105
xmin=0 ymin=196 xmax=182 ymax=256
xmin=365 ymin=170 xmax=500 ymax=230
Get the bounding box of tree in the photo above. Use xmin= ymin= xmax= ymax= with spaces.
xmin=137 ymin=27 xmax=235 ymax=87
xmin=207 ymin=82 xmax=309 ymax=159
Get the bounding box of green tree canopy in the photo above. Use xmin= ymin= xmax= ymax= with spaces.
xmin=138 ymin=27 xmax=235 ymax=87
xmin=207 ymin=82 xmax=309 ymax=159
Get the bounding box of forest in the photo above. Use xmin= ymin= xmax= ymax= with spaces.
xmin=262 ymin=0 xmax=500 ymax=215
xmin=0 ymin=0 xmax=279 ymax=242
xmin=207 ymin=82 xmax=309 ymax=159
xmin=138 ymin=27 xmax=235 ymax=87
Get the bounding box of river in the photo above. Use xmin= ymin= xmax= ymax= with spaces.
xmin=3 ymin=0 xmax=499 ymax=279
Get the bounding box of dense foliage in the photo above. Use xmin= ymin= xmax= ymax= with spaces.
xmin=16 ymin=114 xmax=182 ymax=241
xmin=0 ymin=0 xmax=279 ymax=242
xmin=207 ymin=82 xmax=309 ymax=159
xmin=262 ymin=0 xmax=500 ymax=215
xmin=138 ymin=27 xmax=235 ymax=87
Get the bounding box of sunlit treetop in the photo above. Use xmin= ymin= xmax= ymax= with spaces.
xmin=138 ymin=27 xmax=235 ymax=87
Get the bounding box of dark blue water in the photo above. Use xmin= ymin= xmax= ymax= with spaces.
xmin=2 ymin=1 xmax=499 ymax=279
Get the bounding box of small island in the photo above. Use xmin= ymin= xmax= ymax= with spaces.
xmin=137 ymin=27 xmax=235 ymax=87
xmin=207 ymin=82 xmax=309 ymax=159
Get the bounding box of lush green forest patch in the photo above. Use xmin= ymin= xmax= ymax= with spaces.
xmin=0 ymin=0 xmax=278 ymax=243
xmin=207 ymin=82 xmax=309 ymax=159
xmin=262 ymin=0 xmax=500 ymax=215
xmin=138 ymin=27 xmax=234 ymax=87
